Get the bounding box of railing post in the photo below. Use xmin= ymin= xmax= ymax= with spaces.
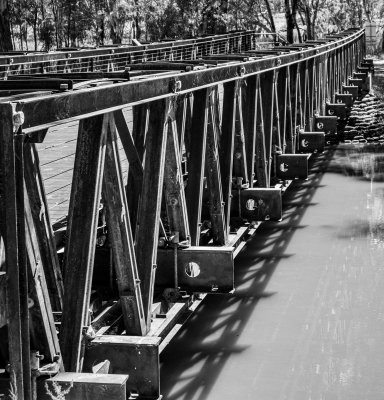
xmin=0 ymin=103 xmax=25 ymax=399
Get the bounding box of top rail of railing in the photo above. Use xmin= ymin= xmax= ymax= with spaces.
xmin=0 ymin=31 xmax=278 ymax=78
xmin=1 ymin=28 xmax=365 ymax=133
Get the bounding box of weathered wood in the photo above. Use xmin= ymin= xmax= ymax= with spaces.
xmin=14 ymin=29 xmax=365 ymax=132
xmin=175 ymin=94 xmax=193 ymax=155
xmin=84 ymin=336 xmax=161 ymax=399
xmin=254 ymin=76 xmax=268 ymax=187
xmin=163 ymin=101 xmax=190 ymax=241
xmin=24 ymin=178 xmax=62 ymax=364
xmin=297 ymin=62 xmax=305 ymax=131
xmin=276 ymin=68 xmax=288 ymax=153
xmin=259 ymin=71 xmax=274 ymax=186
xmin=135 ymin=99 xmax=168 ymax=330
xmin=0 ymin=103 xmax=24 ymax=399
xmin=0 ymin=236 xmax=5 ymax=329
xmin=284 ymin=66 xmax=295 ymax=154
xmin=114 ymin=109 xmax=143 ymax=181
xmin=243 ymin=75 xmax=257 ymax=188
xmin=23 ymin=143 xmax=64 ymax=311
xmin=128 ymin=104 xmax=148 ymax=231
xmin=205 ymin=87 xmax=226 ymax=245
xmin=185 ymin=88 xmax=209 ymax=245
xmin=272 ymin=71 xmax=282 ymax=154
xmin=40 ymin=372 xmax=128 ymax=400
xmin=220 ymin=81 xmax=237 ymax=231
xmin=60 ymin=114 xmax=107 ymax=372
xmin=102 ymin=113 xmax=146 ymax=336
xmin=15 ymin=135 xmax=32 ymax=400
xmin=233 ymin=81 xmax=249 ymax=185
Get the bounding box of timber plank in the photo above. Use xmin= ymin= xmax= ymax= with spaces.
xmin=24 ymin=179 xmax=62 ymax=364
xmin=102 ymin=114 xmax=146 ymax=336
xmin=163 ymin=104 xmax=190 ymax=241
xmin=0 ymin=103 xmax=24 ymax=398
xmin=254 ymin=76 xmax=268 ymax=187
xmin=15 ymin=135 xmax=32 ymax=399
xmin=185 ymin=88 xmax=209 ymax=246
xmin=23 ymin=143 xmax=64 ymax=311
xmin=243 ymin=75 xmax=257 ymax=187
xmin=135 ymin=99 xmax=168 ymax=330
xmin=220 ymin=80 xmax=237 ymax=231
xmin=60 ymin=114 xmax=107 ymax=372
xmin=128 ymin=104 xmax=148 ymax=231
xmin=205 ymin=87 xmax=226 ymax=245
xmin=40 ymin=372 xmax=128 ymax=400
xmin=260 ymin=70 xmax=275 ymax=185
xmin=233 ymin=81 xmax=248 ymax=185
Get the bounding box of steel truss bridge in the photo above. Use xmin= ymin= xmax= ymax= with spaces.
xmin=0 ymin=28 xmax=370 ymax=400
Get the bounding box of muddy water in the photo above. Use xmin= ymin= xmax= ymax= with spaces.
xmin=160 ymin=144 xmax=384 ymax=400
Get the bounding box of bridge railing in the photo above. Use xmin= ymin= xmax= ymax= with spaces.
xmin=0 ymin=28 xmax=367 ymax=400
xmin=0 ymin=31 xmax=277 ymax=79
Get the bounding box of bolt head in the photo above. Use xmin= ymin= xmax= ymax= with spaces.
xmin=13 ymin=111 xmax=25 ymax=126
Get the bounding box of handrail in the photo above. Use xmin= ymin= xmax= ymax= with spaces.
xmin=0 ymin=31 xmax=278 ymax=78
xmin=8 ymin=28 xmax=365 ymax=133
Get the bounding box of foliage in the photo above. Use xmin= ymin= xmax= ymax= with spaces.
xmin=1 ymin=0 xmax=384 ymax=51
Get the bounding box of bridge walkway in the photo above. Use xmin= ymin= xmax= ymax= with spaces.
xmin=160 ymin=147 xmax=384 ymax=400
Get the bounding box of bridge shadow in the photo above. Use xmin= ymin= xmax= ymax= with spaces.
xmin=159 ymin=146 xmax=337 ymax=400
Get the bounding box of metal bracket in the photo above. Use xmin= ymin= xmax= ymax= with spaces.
xmin=298 ymin=131 xmax=325 ymax=153
xmin=314 ymin=116 xmax=337 ymax=135
xmin=12 ymin=104 xmax=24 ymax=133
xmin=348 ymin=77 xmax=363 ymax=91
xmin=352 ymin=72 xmax=369 ymax=91
xmin=335 ymin=93 xmax=353 ymax=107
xmin=84 ymin=336 xmax=161 ymax=400
xmin=232 ymin=188 xmax=282 ymax=221
xmin=156 ymin=246 xmax=234 ymax=293
xmin=342 ymin=85 xmax=359 ymax=100
xmin=276 ymin=154 xmax=309 ymax=180
xmin=325 ymin=102 xmax=347 ymax=120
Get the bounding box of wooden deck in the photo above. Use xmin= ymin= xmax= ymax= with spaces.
xmin=37 ymin=109 xmax=132 ymax=223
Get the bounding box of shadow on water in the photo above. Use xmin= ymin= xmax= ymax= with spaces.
xmin=329 ymin=143 xmax=384 ymax=246
xmin=328 ymin=143 xmax=384 ymax=181
xmin=159 ymin=147 xmax=337 ymax=400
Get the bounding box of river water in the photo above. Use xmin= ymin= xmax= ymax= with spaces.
xmin=159 ymin=144 xmax=384 ymax=400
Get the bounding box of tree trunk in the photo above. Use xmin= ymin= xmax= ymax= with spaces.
xmin=305 ymin=6 xmax=311 ymax=40
xmin=285 ymin=0 xmax=297 ymax=43
xmin=264 ymin=0 xmax=276 ymax=33
xmin=0 ymin=0 xmax=13 ymax=51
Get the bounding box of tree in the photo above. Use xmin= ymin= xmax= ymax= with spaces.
xmin=108 ymin=0 xmax=135 ymax=43
xmin=285 ymin=0 xmax=300 ymax=43
xmin=298 ymin=0 xmax=327 ymax=40
xmin=0 ymin=0 xmax=13 ymax=51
